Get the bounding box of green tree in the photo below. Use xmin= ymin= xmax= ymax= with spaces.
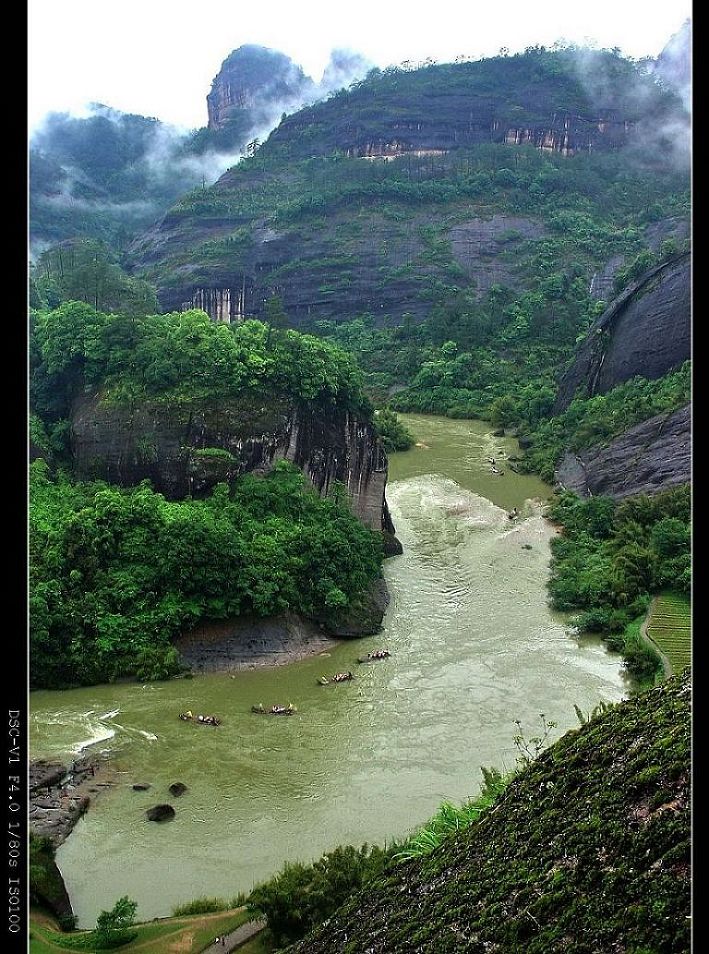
xmin=489 ymin=394 xmax=519 ymax=429
xmin=94 ymin=896 xmax=138 ymax=949
xmin=374 ymin=408 xmax=415 ymax=451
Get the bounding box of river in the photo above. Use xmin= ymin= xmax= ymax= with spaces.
xmin=30 ymin=414 xmax=631 ymax=926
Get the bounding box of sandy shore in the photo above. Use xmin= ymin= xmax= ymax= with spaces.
xmin=175 ymin=612 xmax=343 ymax=673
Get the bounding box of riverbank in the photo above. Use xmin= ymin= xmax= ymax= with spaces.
xmin=175 ymin=612 xmax=342 ymax=674
xmin=30 ymin=756 xmax=115 ymax=847
xmin=34 ymin=417 xmax=630 ymax=926
xmin=30 ymin=906 xmax=257 ymax=954
xmin=176 ymin=578 xmax=391 ymax=674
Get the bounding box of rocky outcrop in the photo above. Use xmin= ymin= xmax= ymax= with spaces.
xmin=176 ymin=578 xmax=390 ymax=673
xmin=146 ymin=804 xmax=175 ymax=822
xmin=30 ymin=758 xmax=110 ymax=847
xmin=553 ymin=253 xmax=690 ymax=413
xmin=555 ymin=404 xmax=690 ymax=499
xmin=176 ymin=613 xmax=336 ymax=673
xmin=70 ymin=392 xmax=395 ymax=537
xmin=322 ymin=577 xmax=391 ymax=637
xmin=207 ymin=45 xmax=314 ymax=132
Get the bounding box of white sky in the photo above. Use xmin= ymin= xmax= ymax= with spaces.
xmin=28 ymin=0 xmax=691 ymax=132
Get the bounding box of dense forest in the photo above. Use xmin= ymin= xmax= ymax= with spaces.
xmin=29 ymin=302 xmax=383 ymax=689
xmin=30 ymin=459 xmax=382 ymax=688
xmin=548 ymin=485 xmax=690 ymax=682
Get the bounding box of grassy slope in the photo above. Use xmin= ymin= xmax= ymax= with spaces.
xmin=30 ymin=907 xmax=251 ymax=954
xmin=236 ymin=932 xmax=277 ymax=954
xmin=647 ymin=592 xmax=692 ymax=675
xmin=289 ymin=673 xmax=690 ymax=954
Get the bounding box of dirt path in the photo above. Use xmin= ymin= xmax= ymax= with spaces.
xmin=202 ymin=919 xmax=267 ymax=953
xmin=640 ymin=597 xmax=673 ymax=680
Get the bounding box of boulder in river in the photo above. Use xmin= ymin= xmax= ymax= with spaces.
xmin=132 ymin=783 xmax=151 ymax=791
xmin=168 ymin=782 xmax=188 ymax=797
xmin=146 ymin=804 xmax=175 ymax=822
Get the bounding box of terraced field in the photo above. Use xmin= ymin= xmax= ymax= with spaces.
xmin=646 ymin=592 xmax=692 ymax=674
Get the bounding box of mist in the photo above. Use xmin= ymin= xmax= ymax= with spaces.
xmin=570 ymin=42 xmax=690 ymax=172
xmin=29 ymin=46 xmax=374 ymax=250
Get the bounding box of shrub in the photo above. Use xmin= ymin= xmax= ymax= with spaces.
xmin=248 ymin=843 xmax=392 ymax=945
xmin=171 ymin=897 xmax=229 ymax=916
xmin=374 ymin=408 xmax=415 ymax=451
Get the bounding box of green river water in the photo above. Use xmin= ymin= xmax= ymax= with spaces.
xmin=30 ymin=415 xmax=631 ymax=926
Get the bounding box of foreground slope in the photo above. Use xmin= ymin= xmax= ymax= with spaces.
xmin=291 ymin=673 xmax=690 ymax=953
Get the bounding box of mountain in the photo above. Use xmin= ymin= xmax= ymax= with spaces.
xmin=206 ymin=45 xmax=315 ymax=136
xmin=29 ymin=46 xmax=372 ymax=256
xmin=126 ymin=46 xmax=690 ymax=503
xmin=289 ymin=672 xmax=691 ymax=954
xmin=28 ymin=105 xmax=214 ymax=254
xmin=653 ymin=19 xmax=691 ymax=108
xmin=128 ymin=46 xmax=689 ymax=333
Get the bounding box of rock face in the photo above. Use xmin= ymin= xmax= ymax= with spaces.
xmin=207 ymin=45 xmax=314 ymax=132
xmin=177 ymin=613 xmax=335 ymax=672
xmin=555 ymin=404 xmax=690 ymax=499
xmin=30 ymin=758 xmax=106 ymax=847
xmin=70 ymin=392 xmax=395 ymax=537
xmin=553 ymin=254 xmax=691 ymax=414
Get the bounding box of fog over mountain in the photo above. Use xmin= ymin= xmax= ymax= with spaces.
xmin=29 ymin=45 xmax=373 ymax=255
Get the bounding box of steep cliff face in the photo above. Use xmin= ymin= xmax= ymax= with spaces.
xmin=555 ymin=403 xmax=690 ymax=499
xmin=553 ymin=253 xmax=691 ymax=414
xmin=70 ymin=392 xmax=396 ymax=540
xmin=206 ymin=45 xmax=314 ymax=132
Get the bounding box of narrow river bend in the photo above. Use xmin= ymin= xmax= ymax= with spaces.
xmin=30 ymin=415 xmax=630 ymax=926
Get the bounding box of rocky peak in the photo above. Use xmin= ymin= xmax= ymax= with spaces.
xmin=654 ymin=19 xmax=691 ymax=108
xmin=207 ymin=45 xmax=314 ymax=132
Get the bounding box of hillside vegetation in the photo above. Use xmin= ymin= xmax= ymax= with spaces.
xmin=288 ymin=672 xmax=690 ymax=953
xmin=127 ymin=47 xmax=689 ymax=441
xmin=29 ymin=304 xmax=383 ymax=688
